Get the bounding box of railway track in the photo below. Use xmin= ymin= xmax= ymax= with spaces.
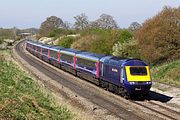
xmin=13 ymin=40 xmax=180 ymax=120
xmin=14 ymin=40 xmax=147 ymax=120
xmin=132 ymin=100 xmax=180 ymax=120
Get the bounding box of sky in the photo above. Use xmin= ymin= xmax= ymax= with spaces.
xmin=0 ymin=0 xmax=179 ymax=29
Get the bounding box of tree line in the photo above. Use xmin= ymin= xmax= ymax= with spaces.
xmin=38 ymin=13 xmax=138 ymax=36
xmin=38 ymin=6 xmax=180 ymax=65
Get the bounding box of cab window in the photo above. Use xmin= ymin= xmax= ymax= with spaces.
xmin=130 ymin=67 xmax=147 ymax=75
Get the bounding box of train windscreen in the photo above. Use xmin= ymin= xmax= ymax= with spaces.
xmin=130 ymin=67 xmax=147 ymax=75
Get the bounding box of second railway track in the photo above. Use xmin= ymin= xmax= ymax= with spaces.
xmin=132 ymin=100 xmax=180 ymax=120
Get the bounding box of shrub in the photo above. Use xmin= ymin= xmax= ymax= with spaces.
xmin=72 ymin=29 xmax=122 ymax=55
xmin=71 ymin=35 xmax=95 ymax=50
xmin=118 ymin=30 xmax=133 ymax=43
xmin=0 ymin=29 xmax=15 ymax=43
xmin=112 ymin=39 xmax=140 ymax=58
xmin=48 ymin=29 xmax=76 ymax=38
xmin=58 ymin=36 xmax=76 ymax=48
xmin=135 ymin=6 xmax=180 ymax=64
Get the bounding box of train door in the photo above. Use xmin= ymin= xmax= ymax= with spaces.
xmin=101 ymin=63 xmax=104 ymax=77
xmin=120 ymin=66 xmax=124 ymax=84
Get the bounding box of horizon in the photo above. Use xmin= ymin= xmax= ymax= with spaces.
xmin=0 ymin=0 xmax=179 ymax=29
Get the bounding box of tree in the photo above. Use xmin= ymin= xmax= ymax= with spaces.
xmin=39 ymin=16 xmax=64 ymax=36
xmin=112 ymin=39 xmax=140 ymax=58
xmin=74 ymin=13 xmax=89 ymax=30
xmin=118 ymin=30 xmax=133 ymax=43
xmin=62 ymin=21 xmax=71 ymax=30
xmin=135 ymin=6 xmax=180 ymax=64
xmin=128 ymin=22 xmax=141 ymax=31
xmin=89 ymin=21 xmax=99 ymax=29
xmin=95 ymin=14 xmax=118 ymax=29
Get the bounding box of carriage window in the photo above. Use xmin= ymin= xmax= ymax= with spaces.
xmin=61 ymin=53 xmax=73 ymax=63
xmin=130 ymin=67 xmax=147 ymax=75
xmin=33 ymin=45 xmax=35 ymax=50
xmin=37 ymin=46 xmax=41 ymax=52
xmin=42 ymin=48 xmax=48 ymax=55
xmin=77 ymin=57 xmax=96 ymax=69
xmin=50 ymin=50 xmax=58 ymax=59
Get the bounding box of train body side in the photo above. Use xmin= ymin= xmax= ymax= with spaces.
xmin=26 ymin=40 xmax=152 ymax=96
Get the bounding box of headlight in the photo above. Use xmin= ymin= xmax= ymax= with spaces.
xmin=146 ymin=82 xmax=151 ymax=84
xmin=129 ymin=82 xmax=135 ymax=85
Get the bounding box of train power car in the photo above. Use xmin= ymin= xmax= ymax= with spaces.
xmin=26 ymin=40 xmax=152 ymax=98
xmin=99 ymin=57 xmax=152 ymax=97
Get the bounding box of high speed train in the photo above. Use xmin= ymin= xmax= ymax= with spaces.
xmin=26 ymin=40 xmax=152 ymax=98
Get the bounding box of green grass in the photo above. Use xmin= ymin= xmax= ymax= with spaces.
xmin=0 ymin=51 xmax=72 ymax=120
xmin=151 ymin=60 xmax=180 ymax=86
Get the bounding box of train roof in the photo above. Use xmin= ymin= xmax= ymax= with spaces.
xmin=60 ymin=48 xmax=82 ymax=56
xmin=27 ymin=40 xmax=65 ymax=51
xmin=76 ymin=51 xmax=106 ymax=61
xmin=100 ymin=56 xmax=145 ymax=66
xmin=27 ymin=40 xmax=43 ymax=47
xmin=49 ymin=46 xmax=64 ymax=51
xmin=26 ymin=40 xmax=147 ymax=65
xmin=39 ymin=44 xmax=53 ymax=49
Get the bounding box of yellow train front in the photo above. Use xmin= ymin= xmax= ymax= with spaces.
xmin=123 ymin=61 xmax=152 ymax=96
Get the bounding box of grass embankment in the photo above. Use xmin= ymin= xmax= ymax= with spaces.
xmin=151 ymin=60 xmax=180 ymax=86
xmin=0 ymin=51 xmax=72 ymax=119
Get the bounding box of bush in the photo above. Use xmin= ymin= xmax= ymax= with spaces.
xmin=58 ymin=36 xmax=77 ymax=48
xmin=0 ymin=29 xmax=15 ymax=43
xmin=135 ymin=6 xmax=180 ymax=64
xmin=112 ymin=39 xmax=140 ymax=58
xmin=118 ymin=30 xmax=133 ymax=43
xmin=71 ymin=35 xmax=95 ymax=50
xmin=48 ymin=29 xmax=76 ymax=38
xmin=71 ymin=29 xmax=122 ymax=55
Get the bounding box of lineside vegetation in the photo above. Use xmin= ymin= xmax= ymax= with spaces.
xmin=0 ymin=50 xmax=72 ymax=120
xmin=38 ymin=6 xmax=180 ymax=86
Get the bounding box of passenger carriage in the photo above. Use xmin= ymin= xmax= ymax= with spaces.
xmin=60 ymin=48 xmax=82 ymax=75
xmin=49 ymin=46 xmax=64 ymax=68
xmin=76 ymin=52 xmax=106 ymax=84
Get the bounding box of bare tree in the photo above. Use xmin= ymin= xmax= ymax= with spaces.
xmin=95 ymin=14 xmax=118 ymax=29
xmin=128 ymin=22 xmax=141 ymax=31
xmin=74 ymin=13 xmax=89 ymax=30
xmin=89 ymin=21 xmax=99 ymax=29
xmin=39 ymin=16 xmax=64 ymax=36
xmin=62 ymin=21 xmax=71 ymax=30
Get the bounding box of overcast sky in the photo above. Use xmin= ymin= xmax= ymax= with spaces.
xmin=0 ymin=0 xmax=179 ymax=29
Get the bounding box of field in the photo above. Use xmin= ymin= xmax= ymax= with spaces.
xmin=151 ymin=60 xmax=180 ymax=86
xmin=0 ymin=50 xmax=72 ymax=120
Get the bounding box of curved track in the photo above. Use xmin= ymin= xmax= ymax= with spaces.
xmin=14 ymin=40 xmax=146 ymax=119
xmin=14 ymin=40 xmax=180 ymax=120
